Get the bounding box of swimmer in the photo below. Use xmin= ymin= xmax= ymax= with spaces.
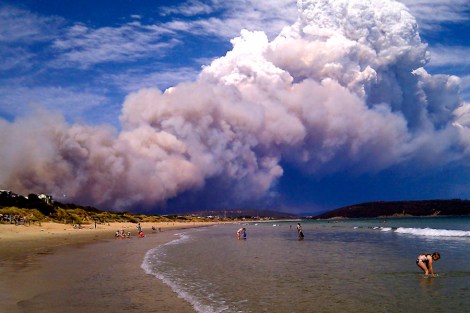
xmin=416 ymin=252 xmax=440 ymax=276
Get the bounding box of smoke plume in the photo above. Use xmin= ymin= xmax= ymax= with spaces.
xmin=1 ymin=0 xmax=469 ymax=211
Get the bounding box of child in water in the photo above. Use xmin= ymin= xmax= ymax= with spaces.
xmin=236 ymin=227 xmax=246 ymax=240
xmin=416 ymin=252 xmax=440 ymax=276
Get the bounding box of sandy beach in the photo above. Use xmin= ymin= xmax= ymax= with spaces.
xmin=0 ymin=221 xmax=217 ymax=313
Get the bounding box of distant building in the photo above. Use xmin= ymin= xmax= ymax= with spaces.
xmin=0 ymin=190 xmax=17 ymax=197
xmin=1 ymin=190 xmax=53 ymax=204
xmin=37 ymin=193 xmax=53 ymax=205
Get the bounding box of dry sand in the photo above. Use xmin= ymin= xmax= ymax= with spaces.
xmin=0 ymin=221 xmax=218 ymax=313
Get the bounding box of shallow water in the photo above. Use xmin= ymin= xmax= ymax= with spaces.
xmin=142 ymin=217 xmax=470 ymax=313
xmin=0 ymin=231 xmax=197 ymax=313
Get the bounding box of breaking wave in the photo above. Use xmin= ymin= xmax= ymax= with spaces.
xmin=141 ymin=232 xmax=229 ymax=313
xmin=395 ymin=227 xmax=470 ymax=238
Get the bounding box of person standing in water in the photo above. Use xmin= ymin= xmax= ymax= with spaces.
xmin=416 ymin=252 xmax=440 ymax=276
xmin=297 ymin=223 xmax=304 ymax=240
xmin=237 ymin=227 xmax=247 ymax=240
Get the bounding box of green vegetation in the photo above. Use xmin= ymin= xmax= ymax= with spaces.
xmin=0 ymin=191 xmax=297 ymax=225
xmin=0 ymin=193 xmax=214 ymax=225
xmin=0 ymin=205 xmax=216 ymax=225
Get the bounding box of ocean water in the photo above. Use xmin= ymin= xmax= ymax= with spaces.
xmin=142 ymin=217 xmax=470 ymax=313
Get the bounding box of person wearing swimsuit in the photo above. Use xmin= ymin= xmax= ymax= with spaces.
xmin=237 ymin=227 xmax=246 ymax=240
xmin=416 ymin=252 xmax=440 ymax=276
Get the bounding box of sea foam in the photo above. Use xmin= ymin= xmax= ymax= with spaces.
xmin=141 ymin=232 xmax=229 ymax=313
xmin=395 ymin=227 xmax=470 ymax=237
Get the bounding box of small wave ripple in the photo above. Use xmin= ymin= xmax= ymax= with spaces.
xmin=395 ymin=227 xmax=470 ymax=237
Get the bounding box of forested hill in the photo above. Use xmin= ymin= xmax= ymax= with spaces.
xmin=312 ymin=199 xmax=470 ymax=219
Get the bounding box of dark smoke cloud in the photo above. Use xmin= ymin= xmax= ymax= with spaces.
xmin=1 ymin=0 xmax=469 ymax=211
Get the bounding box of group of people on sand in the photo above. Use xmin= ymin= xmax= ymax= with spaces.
xmin=0 ymin=213 xmax=29 ymax=225
xmin=115 ymin=223 xmax=146 ymax=239
xmin=237 ymin=223 xmax=441 ymax=277
xmin=115 ymin=229 xmax=131 ymax=239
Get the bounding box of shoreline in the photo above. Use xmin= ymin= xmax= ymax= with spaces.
xmin=0 ymin=221 xmax=214 ymax=260
xmin=0 ymin=221 xmax=219 ymax=313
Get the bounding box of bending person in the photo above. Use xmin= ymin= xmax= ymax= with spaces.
xmin=416 ymin=252 xmax=440 ymax=276
xmin=237 ymin=227 xmax=246 ymax=240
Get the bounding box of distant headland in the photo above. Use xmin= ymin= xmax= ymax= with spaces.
xmin=3 ymin=190 xmax=470 ymax=222
xmin=0 ymin=190 xmax=297 ymax=224
xmin=312 ymin=199 xmax=470 ymax=219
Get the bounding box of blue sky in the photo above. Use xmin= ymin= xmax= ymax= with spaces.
xmin=0 ymin=0 xmax=298 ymax=126
xmin=1 ymin=0 xmax=470 ymax=214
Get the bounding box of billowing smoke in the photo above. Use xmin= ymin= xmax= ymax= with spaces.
xmin=1 ymin=0 xmax=469 ymax=211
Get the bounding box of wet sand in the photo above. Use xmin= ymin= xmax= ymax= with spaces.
xmin=0 ymin=222 xmax=216 ymax=313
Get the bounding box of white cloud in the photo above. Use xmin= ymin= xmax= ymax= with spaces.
xmin=0 ymin=85 xmax=107 ymax=121
xmin=428 ymin=46 xmax=470 ymax=68
xmin=0 ymin=46 xmax=34 ymax=71
xmin=395 ymin=1 xmax=470 ymax=101
xmin=398 ymin=0 xmax=470 ymax=32
xmin=51 ymin=23 xmax=180 ymax=68
xmin=1 ymin=0 xmax=469 ymax=211
xmin=106 ymin=66 xmax=200 ymax=93
xmin=160 ymin=0 xmax=297 ymax=39
xmin=0 ymin=5 xmax=63 ymax=43
xmin=160 ymin=0 xmax=216 ymax=16
xmin=425 ymin=46 xmax=470 ymax=102
xmin=1 ymin=1 xmax=297 ymax=71
xmin=458 ymin=75 xmax=470 ymax=101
